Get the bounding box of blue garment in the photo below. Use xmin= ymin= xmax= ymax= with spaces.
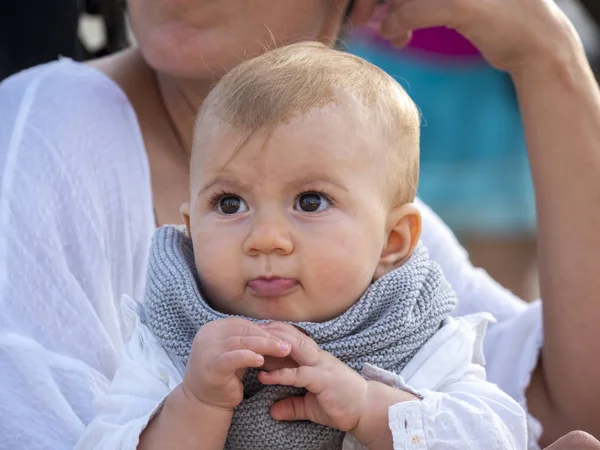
xmin=347 ymin=40 xmax=536 ymax=236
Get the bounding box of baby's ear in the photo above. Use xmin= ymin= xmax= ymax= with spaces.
xmin=374 ymin=203 xmax=422 ymax=281
xmin=180 ymin=203 xmax=192 ymax=236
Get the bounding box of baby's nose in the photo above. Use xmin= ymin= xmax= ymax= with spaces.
xmin=243 ymin=215 xmax=293 ymax=256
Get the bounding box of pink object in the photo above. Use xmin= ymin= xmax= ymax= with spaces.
xmin=409 ymin=28 xmax=480 ymax=57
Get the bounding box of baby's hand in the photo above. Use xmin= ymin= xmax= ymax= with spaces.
xmin=183 ymin=318 xmax=292 ymax=411
xmin=258 ymin=322 xmax=417 ymax=448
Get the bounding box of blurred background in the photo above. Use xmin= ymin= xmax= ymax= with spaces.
xmin=0 ymin=0 xmax=129 ymax=80
xmin=2 ymin=0 xmax=598 ymax=301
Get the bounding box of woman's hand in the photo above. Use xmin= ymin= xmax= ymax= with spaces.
xmin=259 ymin=322 xmax=416 ymax=449
xmin=349 ymin=0 xmax=581 ymax=74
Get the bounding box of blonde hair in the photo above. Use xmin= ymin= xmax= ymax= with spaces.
xmin=195 ymin=41 xmax=420 ymax=204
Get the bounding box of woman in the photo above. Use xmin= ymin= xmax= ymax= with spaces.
xmin=0 ymin=0 xmax=598 ymax=448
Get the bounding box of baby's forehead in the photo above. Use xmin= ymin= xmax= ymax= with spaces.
xmin=192 ymin=102 xmax=388 ymax=170
xmin=190 ymin=114 xmax=399 ymax=208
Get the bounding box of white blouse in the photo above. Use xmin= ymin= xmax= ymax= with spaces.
xmin=0 ymin=59 xmax=542 ymax=449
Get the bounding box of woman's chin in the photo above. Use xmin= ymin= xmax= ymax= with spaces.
xmin=139 ymin=25 xmax=259 ymax=79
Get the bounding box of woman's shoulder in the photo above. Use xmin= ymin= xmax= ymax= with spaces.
xmin=0 ymin=59 xmax=145 ymax=167
xmin=0 ymin=58 xmax=150 ymax=205
xmin=1 ymin=58 xmax=132 ymax=116
xmin=0 ymin=58 xmax=153 ymax=256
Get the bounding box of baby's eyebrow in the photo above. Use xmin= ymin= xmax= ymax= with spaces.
xmin=196 ymin=173 xmax=349 ymax=198
xmin=288 ymin=174 xmax=349 ymax=192
xmin=197 ymin=176 xmax=251 ymax=196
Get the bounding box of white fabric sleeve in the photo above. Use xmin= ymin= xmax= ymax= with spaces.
xmin=388 ymin=366 xmax=528 ymax=450
xmin=76 ymin=311 xmax=180 ymax=450
xmin=417 ymin=199 xmax=543 ymax=425
xmin=417 ymin=198 xmax=529 ymax=321
xmin=0 ymin=61 xmax=154 ymax=449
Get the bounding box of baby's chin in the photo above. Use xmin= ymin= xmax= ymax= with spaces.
xmin=236 ymin=302 xmax=317 ymax=324
xmin=211 ymin=296 xmax=336 ymax=324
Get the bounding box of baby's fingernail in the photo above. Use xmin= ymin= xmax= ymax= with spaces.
xmin=257 ymin=355 xmax=264 ymax=364
xmin=280 ymin=342 xmax=290 ymax=352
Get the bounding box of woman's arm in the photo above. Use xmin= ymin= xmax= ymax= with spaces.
xmin=421 ymin=46 xmax=600 ymax=443
xmin=511 ymin=42 xmax=600 ymax=442
xmin=351 ymin=0 xmax=600 ymax=443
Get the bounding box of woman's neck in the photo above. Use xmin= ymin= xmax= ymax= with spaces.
xmin=91 ymin=47 xmax=216 ymax=225
xmin=92 ymin=47 xmax=214 ymax=160
xmin=154 ymin=71 xmax=214 ymax=159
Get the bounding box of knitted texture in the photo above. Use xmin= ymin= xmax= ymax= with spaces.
xmin=143 ymin=225 xmax=457 ymax=450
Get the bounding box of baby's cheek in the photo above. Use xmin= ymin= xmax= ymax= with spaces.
xmin=311 ymin=234 xmax=378 ymax=310
xmin=193 ymin=236 xmax=243 ymax=305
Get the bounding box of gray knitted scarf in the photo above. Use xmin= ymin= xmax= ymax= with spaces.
xmin=142 ymin=225 xmax=457 ymax=450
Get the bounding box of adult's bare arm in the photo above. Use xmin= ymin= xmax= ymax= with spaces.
xmin=510 ymin=29 xmax=600 ymax=444
xmin=350 ymin=0 xmax=600 ymax=443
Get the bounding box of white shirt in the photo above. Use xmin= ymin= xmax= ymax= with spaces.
xmin=77 ymin=297 xmax=526 ymax=450
xmin=0 ymin=59 xmax=543 ymax=449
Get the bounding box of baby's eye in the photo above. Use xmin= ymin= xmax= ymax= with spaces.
xmin=216 ymin=195 xmax=248 ymax=215
xmin=295 ymin=192 xmax=331 ymax=213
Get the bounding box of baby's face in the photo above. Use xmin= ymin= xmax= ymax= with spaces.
xmin=186 ymin=105 xmax=394 ymax=322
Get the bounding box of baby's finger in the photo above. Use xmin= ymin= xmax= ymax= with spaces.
xmin=261 ymin=355 xmax=298 ymax=372
xmin=214 ymin=349 xmax=265 ymax=377
xmin=202 ymin=318 xmax=273 ymax=343
xmin=262 ymin=323 xmax=321 ymax=367
xmin=223 ymin=336 xmax=291 ymax=358
xmin=258 ymin=366 xmax=324 ymax=393
xmin=223 ymin=318 xmax=278 ymax=339
xmin=270 ymin=396 xmax=310 ymax=422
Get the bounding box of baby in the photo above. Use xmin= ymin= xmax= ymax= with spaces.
xmin=78 ymin=42 xmax=527 ymax=450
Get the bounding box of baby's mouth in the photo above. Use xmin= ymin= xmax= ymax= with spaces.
xmin=247 ymin=276 xmax=299 ymax=298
